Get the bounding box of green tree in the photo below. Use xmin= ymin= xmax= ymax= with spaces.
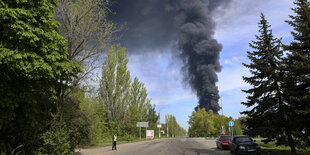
xmin=236 ymin=116 xmax=248 ymax=134
xmin=232 ymin=118 xmax=243 ymax=136
xmin=99 ymin=44 xmax=131 ymax=122
xmin=212 ymin=114 xmax=242 ymax=136
xmin=0 ymin=0 xmax=81 ymax=153
xmin=283 ymin=0 xmax=310 ymax=150
xmin=188 ymin=108 xmax=215 ymax=137
xmin=146 ymin=104 xmax=159 ymax=137
xmin=126 ymin=78 xmax=147 ymax=135
xmin=241 ymin=13 xmax=298 ymax=152
xmin=165 ymin=114 xmax=186 ymax=137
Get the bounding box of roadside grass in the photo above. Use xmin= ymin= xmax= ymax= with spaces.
xmin=78 ymin=137 xmax=166 ymax=149
xmin=257 ymin=141 xmax=310 ymax=155
xmin=204 ymin=137 xmax=217 ymax=140
xmin=93 ymin=138 xmax=151 ymax=147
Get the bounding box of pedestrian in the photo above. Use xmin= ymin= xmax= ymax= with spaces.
xmin=112 ymin=133 xmax=117 ymax=150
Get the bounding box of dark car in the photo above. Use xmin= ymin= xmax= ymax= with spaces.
xmin=216 ymin=134 xmax=231 ymax=150
xmin=229 ymin=135 xmax=261 ymax=155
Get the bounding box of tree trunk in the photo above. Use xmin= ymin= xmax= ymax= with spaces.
xmin=285 ymin=127 xmax=296 ymax=154
xmin=277 ymin=91 xmax=296 ymax=153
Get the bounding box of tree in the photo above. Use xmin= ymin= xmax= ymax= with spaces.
xmin=232 ymin=117 xmax=243 ymax=136
xmin=56 ymin=0 xmax=120 ymax=88
xmin=0 ymin=0 xmax=81 ymax=153
xmin=99 ymin=44 xmax=131 ymax=122
xmin=146 ymin=104 xmax=159 ymax=136
xmin=125 ymin=77 xmax=150 ymax=136
xmin=165 ymin=114 xmax=187 ymax=137
xmin=283 ymin=0 xmax=310 ymax=150
xmin=241 ymin=13 xmax=299 ymax=152
xmin=212 ymin=114 xmax=241 ymax=136
xmin=188 ymin=108 xmax=215 ymax=137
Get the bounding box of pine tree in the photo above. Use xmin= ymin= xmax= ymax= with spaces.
xmin=241 ymin=13 xmax=297 ymax=151
xmin=283 ymin=0 xmax=310 ymax=150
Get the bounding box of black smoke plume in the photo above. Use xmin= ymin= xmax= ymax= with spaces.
xmin=110 ymin=0 xmax=230 ymax=114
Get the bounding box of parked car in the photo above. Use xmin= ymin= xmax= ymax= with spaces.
xmin=216 ymin=134 xmax=231 ymax=150
xmin=229 ymin=135 xmax=261 ymax=155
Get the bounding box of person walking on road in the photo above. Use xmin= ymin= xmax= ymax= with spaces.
xmin=112 ymin=133 xmax=117 ymax=150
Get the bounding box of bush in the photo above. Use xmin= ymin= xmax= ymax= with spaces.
xmin=122 ymin=134 xmax=135 ymax=141
xmin=69 ymin=111 xmax=92 ymax=146
xmin=38 ymin=125 xmax=74 ymax=155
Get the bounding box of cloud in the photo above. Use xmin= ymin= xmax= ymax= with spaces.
xmin=127 ymin=51 xmax=197 ymax=106
xmin=151 ymin=93 xmax=196 ymax=106
xmin=223 ymin=56 xmax=246 ymax=65
xmin=214 ymin=0 xmax=294 ymax=93
xmin=214 ymin=0 xmax=294 ymax=47
xmin=218 ymin=64 xmax=250 ymax=92
xmin=224 ymin=59 xmax=232 ymax=64
xmin=219 ymin=86 xmax=250 ymax=119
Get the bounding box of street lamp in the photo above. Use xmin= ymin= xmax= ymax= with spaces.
xmin=157 ymin=107 xmax=166 ymax=138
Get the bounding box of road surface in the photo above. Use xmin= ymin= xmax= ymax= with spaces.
xmin=75 ymin=138 xmax=233 ymax=155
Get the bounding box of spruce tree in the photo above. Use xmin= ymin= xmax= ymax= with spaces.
xmin=241 ymin=13 xmax=295 ymax=151
xmin=283 ymin=0 xmax=310 ymax=150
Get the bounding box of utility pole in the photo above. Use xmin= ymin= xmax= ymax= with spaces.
xmin=220 ymin=95 xmax=224 ymax=134
xmin=158 ymin=112 xmax=160 ymax=138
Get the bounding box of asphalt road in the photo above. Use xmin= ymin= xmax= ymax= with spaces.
xmin=75 ymin=138 xmax=233 ymax=155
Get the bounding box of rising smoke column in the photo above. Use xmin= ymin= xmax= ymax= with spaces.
xmin=111 ymin=0 xmax=230 ymax=114
xmin=175 ymin=0 xmax=223 ymax=113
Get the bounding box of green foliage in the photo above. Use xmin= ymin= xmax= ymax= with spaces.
xmin=165 ymin=114 xmax=187 ymax=137
xmin=188 ymin=108 xmax=215 ymax=137
xmin=233 ymin=117 xmax=244 ymax=136
xmin=83 ymin=44 xmax=167 ymax=145
xmin=99 ymin=44 xmax=131 ymax=122
xmin=241 ymin=1 xmax=310 ymax=152
xmin=0 ymin=0 xmax=81 ymax=153
xmin=0 ymin=0 xmax=177 ymax=153
xmin=283 ymin=0 xmax=310 ymax=150
xmin=188 ymin=108 xmax=243 ymax=137
xmin=241 ymin=13 xmax=287 ymax=144
xmin=38 ymin=124 xmax=73 ymax=155
xmin=90 ymin=119 xmax=109 ymax=144
xmin=0 ymin=144 xmax=23 ymax=155
xmin=256 ymin=141 xmax=310 ymax=155
xmin=125 ymin=77 xmax=150 ymax=136
xmin=36 ymin=88 xmax=92 ymax=154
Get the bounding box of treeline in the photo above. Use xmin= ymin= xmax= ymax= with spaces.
xmin=79 ymin=45 xmax=159 ymax=144
xmin=164 ymin=115 xmax=187 ymax=137
xmin=241 ymin=0 xmax=310 ymax=153
xmin=188 ymin=108 xmax=243 ymax=137
xmin=0 ymin=0 xmax=186 ymax=154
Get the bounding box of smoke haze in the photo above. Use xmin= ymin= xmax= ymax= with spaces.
xmin=111 ymin=0 xmax=231 ymax=114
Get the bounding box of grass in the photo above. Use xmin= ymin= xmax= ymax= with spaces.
xmin=256 ymin=141 xmax=310 ymax=155
xmin=78 ymin=137 xmax=163 ymax=149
